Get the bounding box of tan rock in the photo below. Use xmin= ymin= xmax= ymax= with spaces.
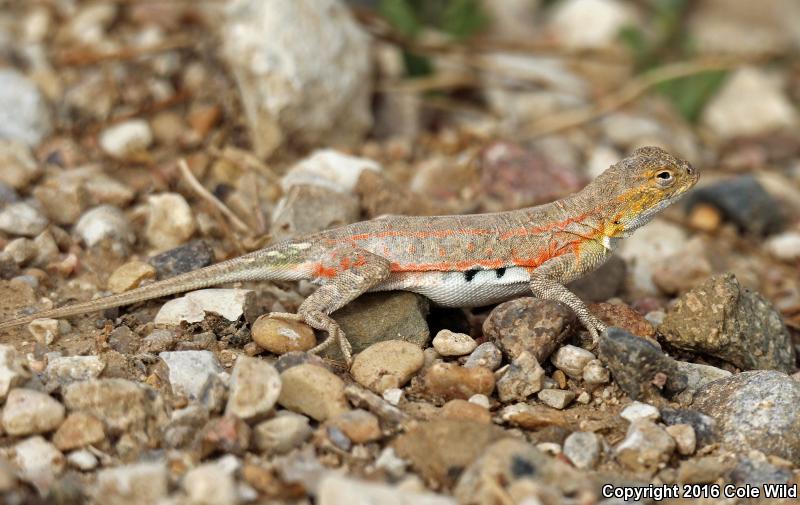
xmin=351 ymin=340 xmax=424 ymax=393
xmin=278 ymin=363 xmax=348 ymax=421
xmin=107 ymin=261 xmax=156 ymax=294
xmin=251 ymin=315 xmax=316 ymax=354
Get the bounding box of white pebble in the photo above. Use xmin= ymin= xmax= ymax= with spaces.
xmin=620 ymin=401 xmax=660 ymax=423
xmin=99 ymin=119 xmax=153 ymax=159
xmin=432 ymin=330 xmax=477 ymax=357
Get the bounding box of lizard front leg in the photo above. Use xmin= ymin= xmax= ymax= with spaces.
xmin=270 ymin=246 xmax=391 ymax=366
xmin=528 ymin=272 xmax=607 ymax=341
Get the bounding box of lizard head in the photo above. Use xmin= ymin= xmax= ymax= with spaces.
xmin=595 ymin=146 xmax=698 ymax=238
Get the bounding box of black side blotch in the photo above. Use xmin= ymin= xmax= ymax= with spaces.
xmin=495 ymin=267 xmax=506 ymax=278
xmin=464 ymin=269 xmax=479 ymax=282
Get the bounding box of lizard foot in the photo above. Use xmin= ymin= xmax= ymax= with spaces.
xmin=267 ymin=311 xmax=353 ymax=366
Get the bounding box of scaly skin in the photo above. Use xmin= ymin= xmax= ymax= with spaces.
xmin=0 ymin=146 xmax=698 ymax=365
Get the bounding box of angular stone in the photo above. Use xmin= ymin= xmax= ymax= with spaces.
xmin=496 ymin=351 xmax=544 ymax=402
xmin=597 ymin=328 xmax=687 ymax=401
xmin=154 ymin=288 xmax=257 ymax=326
xmin=537 ymin=389 xmax=576 ymax=410
xmin=666 ymin=424 xmax=696 ymax=456
xmin=551 ymin=345 xmax=596 ymax=379
xmin=589 ymin=302 xmax=655 ymax=339
xmin=463 ymin=342 xmax=503 ymax=371
xmin=0 ymin=344 xmax=31 ymax=401
xmin=147 ymin=240 xmax=215 ymax=278
xmin=350 ymin=340 xmax=424 ymax=394
xmin=615 ymin=420 xmax=675 ymax=474
xmin=563 ymin=431 xmax=601 ymax=469
xmin=660 ymin=407 xmax=718 ymax=448
xmin=271 ymin=184 xmax=360 ymax=242
xmin=225 ymin=356 xmax=281 ymax=420
xmin=11 ymin=436 xmax=64 ymax=495
xmin=107 ymin=261 xmax=156 ymax=294
xmin=183 ymin=459 xmax=238 ymax=505
xmin=620 ymin=401 xmax=660 ymax=423
xmin=483 ymin=297 xmax=575 ymax=362
xmin=159 ymin=350 xmax=223 ymax=400
xmin=660 ymin=273 xmax=795 ymax=372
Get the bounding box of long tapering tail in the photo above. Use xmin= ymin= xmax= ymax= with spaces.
xmin=0 ymin=250 xmax=282 ymax=331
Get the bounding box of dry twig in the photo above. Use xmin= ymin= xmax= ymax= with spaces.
xmin=177 ymin=158 xmax=251 ymax=236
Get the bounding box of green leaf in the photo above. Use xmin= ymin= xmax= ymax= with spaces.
xmin=441 ymin=0 xmax=487 ymax=40
xmin=379 ymin=0 xmax=421 ymax=37
xmin=656 ymin=70 xmax=728 ymax=122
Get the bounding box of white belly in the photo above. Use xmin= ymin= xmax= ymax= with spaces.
xmin=371 ymin=267 xmax=531 ymax=307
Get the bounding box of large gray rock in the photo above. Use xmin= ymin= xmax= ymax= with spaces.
xmin=222 ymin=0 xmax=372 ymax=157
xmin=0 ymin=69 xmax=51 ymax=146
xmin=660 ymin=273 xmax=795 ymax=372
xmin=693 ymin=370 xmax=800 ymax=464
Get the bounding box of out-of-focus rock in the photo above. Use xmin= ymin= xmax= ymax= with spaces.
xmin=660 ymin=273 xmax=795 ymax=372
xmin=545 ymin=0 xmax=636 ymax=50
xmin=0 ymin=202 xmax=48 ymax=237
xmin=0 ymin=69 xmax=51 ymax=146
xmin=270 ymin=184 xmax=359 ymax=242
xmin=617 ymin=219 xmax=689 ymax=295
xmin=222 ymin=0 xmax=372 ymax=157
xmin=75 ymin=205 xmax=135 ymax=251
xmin=99 ymin=119 xmax=153 ymax=159
xmin=701 ymin=67 xmax=797 ymax=141
xmin=0 ymin=140 xmax=40 ymax=189
xmin=145 ymin=193 xmax=196 ymax=252
xmin=684 ymin=176 xmax=784 ymax=236
xmin=281 ymin=149 xmax=381 ymax=194
xmin=350 ymin=340 xmax=424 ymax=394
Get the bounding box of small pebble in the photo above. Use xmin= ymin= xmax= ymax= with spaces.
xmin=183 ymin=459 xmax=239 ymax=505
xmin=2 ymin=388 xmax=65 ymax=435
xmin=45 ymin=356 xmax=105 ymax=386
xmin=537 ymin=389 xmax=576 ymax=410
xmin=424 ymin=363 xmax=495 ymax=400
xmin=551 ymin=345 xmax=596 ymax=379
xmin=27 ymin=318 xmax=60 ymax=346
xmin=252 ymin=412 xmax=311 ymax=455
xmin=440 ymin=399 xmax=491 ymax=424
xmin=463 ymin=342 xmax=502 ymax=370
xmin=432 ymin=329 xmax=477 ymax=356
xmin=107 ymin=261 xmax=156 ymax=294
xmin=12 ymin=436 xmax=64 ymax=495
xmin=226 ymin=356 xmax=282 ymax=420
xmin=468 ymin=394 xmax=491 ymax=409
xmin=666 ymin=423 xmax=696 ymax=456
xmin=0 ymin=202 xmax=49 ymax=237
xmin=496 ymin=351 xmax=544 ymax=403
xmin=620 ymin=401 xmax=660 ymax=423
xmin=145 ymin=193 xmax=196 ymax=251
xmin=278 ymin=363 xmax=348 ymax=421
xmin=75 ymin=205 xmax=134 ymax=249
xmin=52 ymin=412 xmax=105 ymax=451
xmin=326 ymin=409 xmax=382 ymax=444
xmin=94 ymin=462 xmax=168 ymax=505
xmin=382 ymin=388 xmax=403 ymax=405
xmin=615 ymin=420 xmax=675 ymax=474
xmin=576 ymin=391 xmax=591 ymax=404
xmin=351 ymin=340 xmax=424 ymax=394
xmin=563 ymin=431 xmax=600 ymax=469
xmin=66 ymin=449 xmax=98 ymax=471
xmin=766 ymin=231 xmax=800 ymax=262
xmin=154 ymin=288 xmax=256 ymax=326
xmin=582 ymin=359 xmax=610 ymax=385
xmin=251 ymin=315 xmax=316 ymax=354
xmin=99 ymin=119 xmax=153 ymax=159
xmin=159 ymin=350 xmax=223 ymax=400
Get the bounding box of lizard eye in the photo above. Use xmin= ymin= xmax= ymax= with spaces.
xmin=655 ymin=170 xmax=674 ymax=187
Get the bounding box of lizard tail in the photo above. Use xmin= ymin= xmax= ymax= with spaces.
xmin=0 ymin=250 xmax=288 ymax=331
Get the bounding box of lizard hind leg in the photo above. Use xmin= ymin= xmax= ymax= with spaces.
xmin=268 ymin=247 xmax=391 ymax=367
xmin=528 ymin=272 xmax=607 ymax=343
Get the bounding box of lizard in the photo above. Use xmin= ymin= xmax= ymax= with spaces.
xmin=0 ymin=146 xmax=698 ymax=365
